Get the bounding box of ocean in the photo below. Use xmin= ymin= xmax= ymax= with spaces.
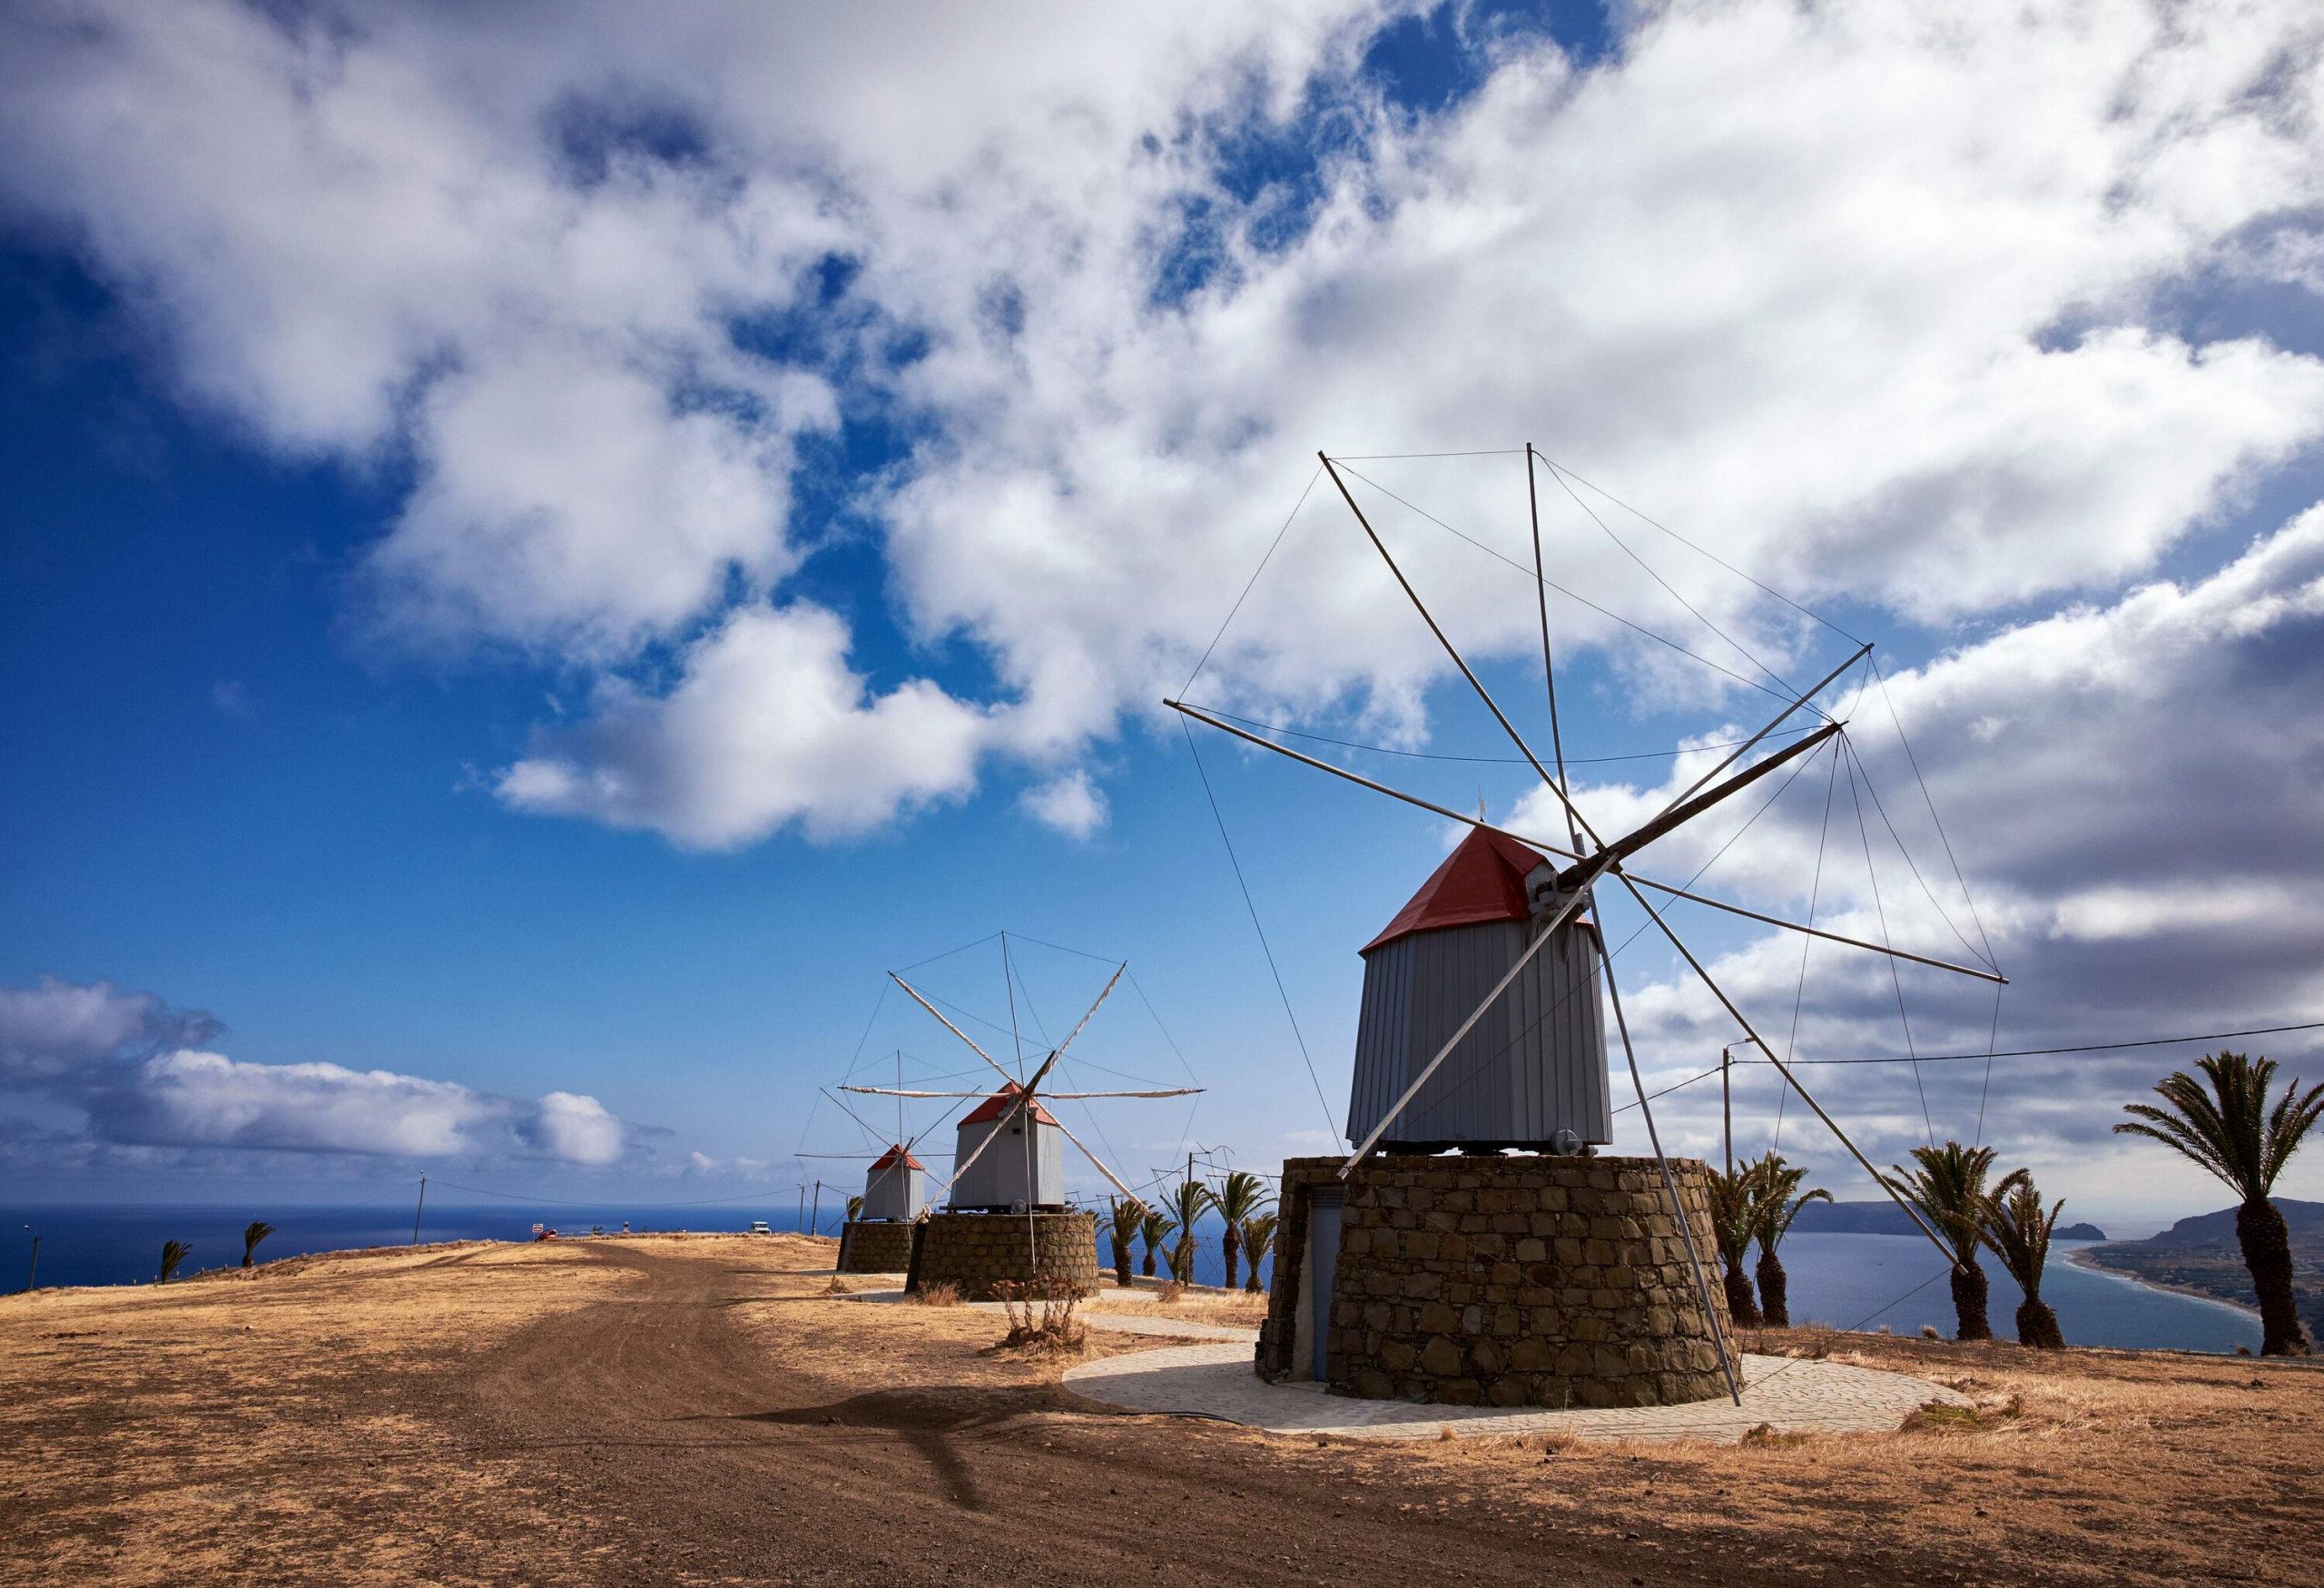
xmin=1 ymin=1207 xmax=2264 ymax=1354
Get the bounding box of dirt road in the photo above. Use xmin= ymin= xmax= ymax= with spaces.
xmin=448 ymin=1241 xmax=1665 ymax=1585
xmin=5 ymin=1234 xmax=2319 ymax=1585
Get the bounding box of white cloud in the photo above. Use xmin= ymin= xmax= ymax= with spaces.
xmin=0 ymin=975 xmax=638 ymax=1166
xmin=1 ymin=0 xmax=2321 ymax=862
xmin=1567 ymin=505 xmax=2324 ymax=1201
xmin=495 ymin=602 xmax=990 ymax=847
xmin=123 ymin=1049 xmax=497 ymax=1157
xmin=0 ymin=976 xmax=216 ymax=1086
xmin=1019 ymin=769 xmax=1109 ymax=839
xmin=527 ymin=1090 xmax=625 ymax=1166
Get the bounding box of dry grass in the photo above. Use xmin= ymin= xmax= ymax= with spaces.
xmin=912 ymin=1280 xmax=961 ymax=1307
xmin=8 ymin=1238 xmax=2322 ymax=1587
xmin=1086 ymin=1284 xmax=1269 ymax=1331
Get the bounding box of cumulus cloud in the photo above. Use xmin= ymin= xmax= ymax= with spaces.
xmin=524 ymin=1090 xmax=625 ymax=1167
xmin=495 ymin=602 xmax=990 ymax=847
xmin=0 ymin=976 xmax=633 ymax=1166
xmin=0 ymin=976 xmax=218 ymax=1087
xmin=1513 ymin=505 xmax=2324 ymax=1209
xmin=1019 ymin=769 xmax=1110 ymax=839
xmin=6 ymin=1 xmax=2321 ymax=847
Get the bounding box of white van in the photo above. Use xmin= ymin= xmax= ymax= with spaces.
xmin=748 ymin=1219 xmax=772 ymax=1235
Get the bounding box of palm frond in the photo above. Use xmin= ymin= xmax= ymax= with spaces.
xmin=2116 ymin=1052 xmax=2320 ymax=1199
xmin=1882 ymin=1141 xmax=1996 ymax=1266
xmin=1977 ymin=1171 xmax=2063 ymax=1293
xmin=1210 ymin=1169 xmax=1273 ymax=1227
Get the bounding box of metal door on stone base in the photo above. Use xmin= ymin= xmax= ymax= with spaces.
xmin=1307 ymin=1189 xmax=1344 ymax=1381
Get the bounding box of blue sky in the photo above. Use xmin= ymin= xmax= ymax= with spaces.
xmin=4 ymin=0 xmax=2323 ymax=1232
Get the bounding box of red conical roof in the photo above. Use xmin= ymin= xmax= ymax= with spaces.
xmin=960 ymin=1080 xmax=1059 ymax=1128
xmin=871 ymin=1143 xmax=925 ymax=1171
xmin=1363 ymin=827 xmax=1554 ymax=953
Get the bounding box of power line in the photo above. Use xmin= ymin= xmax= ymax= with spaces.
xmin=1723 ymin=1020 xmax=2324 ymax=1067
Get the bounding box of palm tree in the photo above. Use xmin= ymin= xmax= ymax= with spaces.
xmin=241 ymin=1221 xmax=275 ymax=1269
xmin=1167 ymin=1178 xmax=1216 ymax=1283
xmin=2115 ymin=1051 xmax=2323 ymax=1356
xmin=1239 ymin=1212 xmax=1280 ymax=1294
xmin=158 ymin=1240 xmax=191 ymax=1283
xmin=1210 ymin=1171 xmax=1273 ymax=1291
xmin=1747 ymin=1154 xmax=1829 ymax=1327
xmin=1137 ymin=1209 xmax=1176 ymax=1278
xmin=1705 ymin=1168 xmax=1762 ymax=1327
xmin=1979 ymin=1169 xmax=2065 ymax=1349
xmin=1105 ymin=1197 xmax=1143 ymax=1287
xmin=1883 ymin=1141 xmax=1999 ymax=1342
xmin=845 ymin=1195 xmax=864 ymax=1223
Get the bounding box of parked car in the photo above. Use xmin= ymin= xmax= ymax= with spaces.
xmin=748 ymin=1219 xmax=772 ymax=1235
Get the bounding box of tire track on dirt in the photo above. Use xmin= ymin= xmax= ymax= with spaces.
xmin=441 ymin=1243 xmax=1682 ymax=1586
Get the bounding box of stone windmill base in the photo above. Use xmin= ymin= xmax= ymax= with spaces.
xmin=906 ymin=1209 xmax=1099 ymax=1300
xmin=835 ymin=1220 xmax=917 ymax=1273
xmin=1260 ymin=1155 xmax=1732 ymax=1409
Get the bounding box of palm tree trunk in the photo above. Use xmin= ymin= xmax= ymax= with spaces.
xmin=2237 ymin=1198 xmax=2312 ymax=1356
xmin=1949 ymin=1258 xmax=1993 ymax=1341
xmin=2014 ymin=1294 xmax=2063 ymax=1349
xmin=1110 ymin=1233 xmax=1132 ymax=1288
xmin=1755 ymin=1250 xmax=1790 ymax=1327
xmin=1245 ymin=1264 xmax=1264 ymax=1294
xmin=1222 ymin=1227 xmax=1241 ymax=1292
xmin=1140 ymin=1247 xmax=1157 ymax=1278
xmin=1724 ymin=1259 xmax=1762 ymax=1327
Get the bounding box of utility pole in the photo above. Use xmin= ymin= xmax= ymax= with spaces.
xmin=22 ymin=1228 xmax=36 ymax=1293
xmin=810 ymin=1180 xmax=822 ymax=1237
xmin=796 ymin=1184 xmax=805 ymax=1234
xmin=412 ymin=1176 xmax=427 ymax=1246
xmin=1720 ymin=1047 xmax=1734 ymax=1177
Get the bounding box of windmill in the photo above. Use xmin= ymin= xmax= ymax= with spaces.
xmin=1170 ymin=448 xmax=2007 ymax=1406
xmin=842 ymin=937 xmax=1202 ymax=1295
xmin=807 ymin=1057 xmax=949 ymax=1273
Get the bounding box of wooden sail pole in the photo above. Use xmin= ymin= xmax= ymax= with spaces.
xmin=1164 ymin=699 xmax=2004 ymax=986
xmin=1317 ymin=462 xmax=1964 ymax=1265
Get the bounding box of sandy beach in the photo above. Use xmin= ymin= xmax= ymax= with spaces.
xmin=2062 ymin=1246 xmax=2267 ymax=1323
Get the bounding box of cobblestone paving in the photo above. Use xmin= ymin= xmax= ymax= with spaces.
xmin=1063 ymin=1345 xmax=1969 ymax=1444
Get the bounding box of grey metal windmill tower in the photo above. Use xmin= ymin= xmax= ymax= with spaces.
xmin=842 ymin=940 xmax=1204 ymax=1297
xmin=1170 ymin=447 xmax=2007 ymax=1407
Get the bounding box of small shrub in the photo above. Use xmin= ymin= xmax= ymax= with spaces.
xmin=1920 ymin=1325 xmax=1942 ymax=1340
xmin=991 ymin=1278 xmax=1086 ymax=1353
xmin=822 ymin=1275 xmax=853 ymax=1296
xmin=914 ymin=1281 xmax=961 ymax=1307
xmin=1899 ymin=1400 xmax=1985 ymax=1433
xmin=1739 ymin=1423 xmax=1808 ymax=1447
xmin=1153 ymin=1280 xmax=1186 ymax=1305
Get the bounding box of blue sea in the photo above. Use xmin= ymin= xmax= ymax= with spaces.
xmin=1 ymin=1208 xmax=2263 ymax=1354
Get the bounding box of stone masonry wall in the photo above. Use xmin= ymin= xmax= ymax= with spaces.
xmin=837 ymin=1219 xmax=916 ymax=1274
xmin=910 ymin=1210 xmax=1098 ymax=1300
xmin=1258 ymin=1155 xmax=1732 ymax=1409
